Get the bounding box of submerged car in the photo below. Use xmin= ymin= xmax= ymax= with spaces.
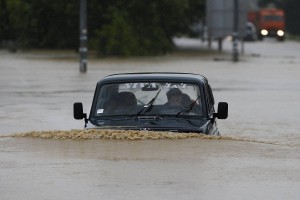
xmin=74 ymin=73 xmax=228 ymax=135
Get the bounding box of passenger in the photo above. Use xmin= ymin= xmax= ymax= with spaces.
xmin=165 ymin=88 xmax=183 ymax=107
xmin=181 ymin=93 xmax=193 ymax=107
xmin=181 ymin=93 xmax=202 ymax=115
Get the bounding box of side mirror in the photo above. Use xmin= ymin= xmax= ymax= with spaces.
xmin=215 ymin=102 xmax=228 ymax=119
xmin=73 ymin=102 xmax=86 ymax=120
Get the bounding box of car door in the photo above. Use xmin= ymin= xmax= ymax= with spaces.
xmin=204 ymin=84 xmax=219 ymax=135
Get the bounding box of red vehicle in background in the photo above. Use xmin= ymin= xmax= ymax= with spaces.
xmin=248 ymin=8 xmax=285 ymax=41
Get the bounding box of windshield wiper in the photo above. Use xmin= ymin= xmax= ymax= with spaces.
xmin=176 ymin=95 xmax=201 ymax=117
xmin=136 ymin=89 xmax=161 ymax=116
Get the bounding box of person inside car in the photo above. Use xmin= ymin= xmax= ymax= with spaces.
xmin=181 ymin=93 xmax=193 ymax=107
xmin=164 ymin=88 xmax=183 ymax=107
xmin=181 ymin=93 xmax=202 ymax=115
xmin=104 ymin=91 xmax=137 ymax=114
xmin=116 ymin=91 xmax=137 ymax=113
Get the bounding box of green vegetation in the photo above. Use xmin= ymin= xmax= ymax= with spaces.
xmin=0 ymin=0 xmax=205 ymax=56
xmin=287 ymin=34 xmax=300 ymax=41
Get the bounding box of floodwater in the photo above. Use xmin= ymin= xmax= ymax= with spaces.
xmin=1 ymin=38 xmax=300 ymax=200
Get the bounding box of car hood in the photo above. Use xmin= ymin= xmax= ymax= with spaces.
xmin=87 ymin=116 xmax=208 ymax=133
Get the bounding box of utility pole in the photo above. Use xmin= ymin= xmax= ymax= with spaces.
xmin=232 ymin=0 xmax=239 ymax=62
xmin=79 ymin=0 xmax=87 ymax=73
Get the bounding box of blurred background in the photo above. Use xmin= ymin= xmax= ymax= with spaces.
xmin=0 ymin=0 xmax=299 ymax=56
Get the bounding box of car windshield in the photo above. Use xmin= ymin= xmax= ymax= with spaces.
xmin=94 ymin=82 xmax=203 ymax=117
xmin=263 ymin=15 xmax=283 ymax=22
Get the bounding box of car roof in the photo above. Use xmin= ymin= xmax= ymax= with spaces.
xmin=98 ymin=72 xmax=208 ymax=85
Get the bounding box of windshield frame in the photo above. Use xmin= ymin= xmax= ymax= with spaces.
xmin=90 ymin=80 xmax=206 ymax=119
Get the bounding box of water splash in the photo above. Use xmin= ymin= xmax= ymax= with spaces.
xmin=0 ymin=129 xmax=282 ymax=145
xmin=9 ymin=129 xmax=210 ymax=140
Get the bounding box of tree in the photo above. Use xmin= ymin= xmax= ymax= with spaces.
xmin=93 ymin=0 xmax=205 ymax=56
xmin=283 ymin=0 xmax=300 ymax=35
xmin=1 ymin=0 xmax=206 ymax=55
xmin=0 ymin=0 xmax=11 ymax=41
xmin=3 ymin=0 xmax=79 ymax=48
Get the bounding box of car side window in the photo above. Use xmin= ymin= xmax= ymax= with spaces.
xmin=205 ymin=84 xmax=215 ymax=114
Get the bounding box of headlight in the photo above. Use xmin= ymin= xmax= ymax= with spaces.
xmin=261 ymin=29 xmax=268 ymax=36
xmin=277 ymin=30 xmax=284 ymax=37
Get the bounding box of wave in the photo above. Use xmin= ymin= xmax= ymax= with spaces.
xmin=0 ymin=129 xmax=282 ymax=145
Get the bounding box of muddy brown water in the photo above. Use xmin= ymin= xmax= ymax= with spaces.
xmin=1 ymin=38 xmax=300 ymax=199
xmin=1 ymin=133 xmax=299 ymax=200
